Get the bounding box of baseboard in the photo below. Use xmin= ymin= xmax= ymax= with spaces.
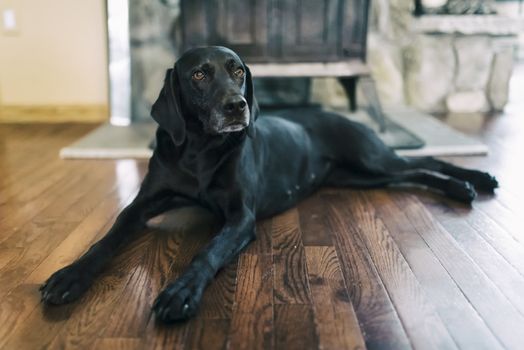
xmin=0 ymin=105 xmax=108 ymax=123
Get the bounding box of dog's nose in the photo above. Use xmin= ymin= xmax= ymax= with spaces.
xmin=223 ymin=96 xmax=247 ymax=114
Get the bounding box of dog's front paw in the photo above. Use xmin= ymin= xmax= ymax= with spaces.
xmin=153 ymin=271 xmax=208 ymax=323
xmin=40 ymin=264 xmax=94 ymax=305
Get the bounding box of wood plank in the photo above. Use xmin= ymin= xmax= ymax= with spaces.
xmin=322 ymin=191 xmax=412 ymax=350
xmin=304 ymin=246 xmax=366 ymax=350
xmin=140 ymin=322 xmax=192 ymax=350
xmin=245 ymin=217 xmax=273 ymax=255
xmin=0 ymin=124 xmax=88 ymax=192
xmin=0 ymin=161 xmax=93 ymax=236
xmin=1 ymin=218 xmax=145 ymax=350
xmin=185 ymin=319 xmax=230 ymax=350
xmin=418 ymin=195 xmax=524 ymax=314
xmin=391 ymin=193 xmax=524 ymax=350
xmin=91 ymin=338 xmax=142 ymax=350
xmin=327 ymin=192 xmax=458 ymax=350
xmin=0 ymin=249 xmax=22 ymax=270
xmin=42 ymin=233 xmax=154 ymax=349
xmin=0 ymin=163 xmax=117 ymax=296
xmin=418 ymin=193 xmax=524 ymax=278
xmin=366 ymin=190 xmax=503 ymax=350
xmin=24 ymin=188 xmax=139 ymax=286
xmin=274 ymin=304 xmax=319 ymax=350
xmin=298 ymin=194 xmax=333 ymax=246
xmin=272 ymin=208 xmax=312 ymax=304
xmin=228 ymin=254 xmax=274 ymax=350
xmin=0 ymin=165 xmax=144 ymax=348
xmin=0 ymin=193 xmax=135 ymax=348
xmin=134 ymin=218 xmax=220 ymax=348
xmin=101 ymin=232 xmax=165 ymax=338
xmin=0 ymin=283 xmax=77 ymax=349
xmin=103 ymin=223 xmax=208 ymax=338
xmin=199 ymin=261 xmax=238 ymax=319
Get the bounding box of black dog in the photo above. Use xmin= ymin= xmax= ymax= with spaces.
xmin=40 ymin=46 xmax=498 ymax=322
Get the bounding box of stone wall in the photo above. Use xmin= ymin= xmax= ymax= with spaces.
xmin=129 ymin=0 xmax=179 ymax=122
xmin=126 ymin=0 xmax=521 ymax=119
xmin=366 ymin=1 xmax=521 ymax=113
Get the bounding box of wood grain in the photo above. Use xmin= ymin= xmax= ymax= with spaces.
xmin=1 ymin=103 xmax=524 ymax=349
xmin=274 ymin=304 xmax=318 ymax=350
xmin=186 ymin=319 xmax=230 ymax=350
xmin=327 ymin=192 xmax=457 ymax=350
xmin=418 ymin=194 xmax=524 ymax=316
xmin=299 ymin=194 xmax=332 ymax=246
xmin=366 ymin=190 xmax=503 ymax=350
xmin=305 ymin=246 xmax=366 ymax=350
xmin=392 ymin=194 xmax=524 ymax=350
xmin=91 ymin=338 xmax=142 ymax=350
xmin=323 ymin=191 xmax=412 ymax=350
xmin=272 ymin=208 xmax=312 ymax=304
xmin=229 ymin=253 xmax=274 ymax=350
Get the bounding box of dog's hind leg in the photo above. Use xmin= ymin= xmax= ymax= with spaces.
xmin=325 ymin=167 xmax=477 ymax=203
xmin=320 ymin=114 xmax=497 ymax=194
xmin=404 ymin=157 xmax=498 ymax=193
xmin=380 ymin=156 xmax=498 ymax=193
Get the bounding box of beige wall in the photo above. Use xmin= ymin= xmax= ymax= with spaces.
xmin=0 ymin=0 xmax=108 ymax=110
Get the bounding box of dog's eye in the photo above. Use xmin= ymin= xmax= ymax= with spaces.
xmin=192 ymin=71 xmax=205 ymax=81
xmin=234 ymin=68 xmax=244 ymax=78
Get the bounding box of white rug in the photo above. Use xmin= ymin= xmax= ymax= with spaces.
xmin=60 ymin=106 xmax=487 ymax=159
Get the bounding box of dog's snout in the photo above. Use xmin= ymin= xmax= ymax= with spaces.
xmin=223 ymin=96 xmax=247 ymax=114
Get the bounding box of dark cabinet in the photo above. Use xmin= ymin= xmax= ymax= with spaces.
xmin=180 ymin=0 xmax=369 ymax=63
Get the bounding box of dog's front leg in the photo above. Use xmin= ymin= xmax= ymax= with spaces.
xmin=153 ymin=209 xmax=255 ymax=322
xmin=40 ymin=190 xmax=174 ymax=305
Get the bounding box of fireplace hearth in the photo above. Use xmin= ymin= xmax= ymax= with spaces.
xmin=58 ymin=0 xmax=496 ymax=159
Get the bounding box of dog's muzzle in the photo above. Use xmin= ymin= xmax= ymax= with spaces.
xmin=217 ymin=95 xmax=250 ymax=133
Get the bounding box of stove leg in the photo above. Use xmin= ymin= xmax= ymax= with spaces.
xmin=339 ymin=75 xmax=387 ymax=133
xmin=339 ymin=76 xmax=358 ymax=112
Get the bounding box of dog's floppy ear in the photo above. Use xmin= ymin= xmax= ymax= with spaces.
xmin=151 ymin=67 xmax=186 ymax=146
xmin=243 ymin=64 xmax=258 ymax=139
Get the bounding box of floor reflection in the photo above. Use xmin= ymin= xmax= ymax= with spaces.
xmin=114 ymin=159 xmax=142 ymax=205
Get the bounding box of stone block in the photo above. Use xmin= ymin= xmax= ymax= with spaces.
xmin=131 ymin=43 xmax=176 ymax=120
xmin=367 ymin=33 xmax=406 ymax=105
xmin=488 ymin=46 xmax=514 ymax=111
xmin=310 ymin=78 xmax=348 ymax=109
xmin=129 ymin=0 xmax=179 ymax=43
xmin=404 ymin=34 xmax=455 ymax=113
xmin=446 ymin=90 xmax=490 ymax=113
xmin=454 ymin=35 xmax=493 ymax=91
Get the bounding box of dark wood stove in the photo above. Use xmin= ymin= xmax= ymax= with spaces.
xmin=180 ymin=0 xmax=369 ymax=63
xmin=178 ymin=0 xmax=387 ymax=131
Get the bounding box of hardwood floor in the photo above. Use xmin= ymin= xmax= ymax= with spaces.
xmin=1 ymin=107 xmax=523 ymax=349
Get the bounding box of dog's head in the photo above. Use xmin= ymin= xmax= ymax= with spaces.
xmin=151 ymin=46 xmax=258 ymax=145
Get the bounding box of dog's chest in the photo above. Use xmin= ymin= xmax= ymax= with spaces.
xmin=170 ymin=155 xmax=230 ymax=207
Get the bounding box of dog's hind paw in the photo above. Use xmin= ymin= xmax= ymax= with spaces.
xmin=447 ymin=180 xmax=477 ymax=204
xmin=473 ymin=172 xmax=499 ymax=193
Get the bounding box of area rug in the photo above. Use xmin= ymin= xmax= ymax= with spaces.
xmin=59 ymin=106 xmax=487 ymax=159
